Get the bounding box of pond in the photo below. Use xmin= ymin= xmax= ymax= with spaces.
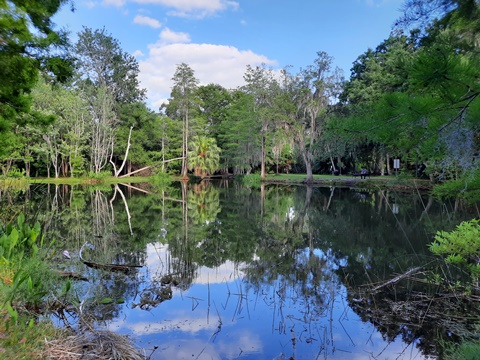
xmin=1 ymin=181 xmax=478 ymax=359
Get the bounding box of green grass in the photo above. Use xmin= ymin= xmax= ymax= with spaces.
xmin=265 ymin=173 xmax=381 ymax=182
xmin=29 ymin=176 xmax=152 ymax=185
xmin=0 ymin=262 xmax=63 ymax=359
xmin=444 ymin=340 xmax=480 ymax=360
xmin=0 ymin=173 xmax=432 ymax=193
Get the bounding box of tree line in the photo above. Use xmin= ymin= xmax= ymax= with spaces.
xmin=1 ymin=0 xmax=479 ymax=197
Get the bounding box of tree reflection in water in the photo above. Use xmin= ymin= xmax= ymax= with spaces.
xmin=1 ymin=182 xmax=478 ymax=359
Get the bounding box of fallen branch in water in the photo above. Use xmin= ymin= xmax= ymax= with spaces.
xmin=55 ymin=271 xmax=89 ymax=282
xmin=79 ymin=242 xmax=143 ymax=274
xmin=372 ymin=266 xmax=423 ymax=292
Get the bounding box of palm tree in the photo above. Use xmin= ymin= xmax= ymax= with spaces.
xmin=188 ymin=136 xmax=221 ymax=177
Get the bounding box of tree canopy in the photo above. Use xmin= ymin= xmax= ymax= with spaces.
xmin=1 ymin=0 xmax=479 ymax=200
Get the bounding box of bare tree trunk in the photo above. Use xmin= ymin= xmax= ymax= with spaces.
xmin=46 ymin=158 xmax=51 ymax=178
xmin=303 ymin=149 xmax=314 ymax=182
xmin=260 ymin=134 xmax=266 ymax=180
xmin=181 ymin=108 xmax=189 ymax=179
xmin=386 ymin=153 xmax=391 ymax=175
xmin=110 ymin=126 xmax=133 ymax=177
xmin=25 ymin=160 xmax=30 ymax=177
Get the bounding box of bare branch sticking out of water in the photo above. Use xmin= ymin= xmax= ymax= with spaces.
xmin=79 ymin=242 xmax=143 ymax=274
xmin=371 ymin=267 xmax=424 ymax=292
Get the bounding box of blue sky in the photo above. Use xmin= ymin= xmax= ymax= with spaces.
xmin=53 ymin=0 xmax=405 ymax=109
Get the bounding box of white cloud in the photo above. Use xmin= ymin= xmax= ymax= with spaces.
xmin=364 ymin=0 xmax=401 ymax=7
xmin=159 ymin=28 xmax=191 ymax=44
xmin=84 ymin=0 xmax=99 ymax=8
xmin=132 ymin=0 xmax=238 ymax=18
xmin=103 ymin=0 xmax=126 ymax=6
xmin=138 ymin=42 xmax=277 ymax=109
xmin=133 ymin=14 xmax=162 ymax=28
xmin=132 ymin=49 xmax=145 ymax=57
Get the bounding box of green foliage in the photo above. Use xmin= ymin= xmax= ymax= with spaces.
xmin=6 ymin=257 xmax=57 ymax=308
xmin=75 ymin=27 xmax=145 ymax=106
xmin=432 ymin=169 xmax=480 ymax=203
xmin=239 ymin=173 xmax=262 ymax=187
xmin=117 ymin=103 xmax=166 ymax=167
xmin=0 ymin=0 xmax=73 ymax=130
xmin=219 ymin=91 xmax=260 ymax=173
xmin=444 ymin=340 xmax=480 ymax=360
xmin=165 ymin=63 xmax=201 ymax=177
xmin=4 ymin=167 xmax=26 ymax=179
xmin=196 ymin=83 xmax=232 ymax=139
xmin=429 ymin=219 xmax=480 ymax=280
xmin=188 ymin=136 xmax=221 ymax=177
xmin=342 ymin=32 xmax=415 ymax=105
xmin=0 ymin=214 xmax=62 ymax=313
xmin=150 ymin=170 xmax=172 ymax=189
xmin=0 ymin=214 xmax=42 ymax=264
xmin=88 ymin=170 xmax=112 ymax=180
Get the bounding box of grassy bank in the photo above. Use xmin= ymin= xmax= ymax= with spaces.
xmin=262 ymin=173 xmax=433 ymax=191
xmin=1 ymin=172 xmax=433 ymax=192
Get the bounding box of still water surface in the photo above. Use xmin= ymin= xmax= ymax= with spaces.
xmin=2 ymin=181 xmax=477 ymax=359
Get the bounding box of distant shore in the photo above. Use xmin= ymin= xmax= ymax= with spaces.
xmin=263 ymin=173 xmax=433 ymax=191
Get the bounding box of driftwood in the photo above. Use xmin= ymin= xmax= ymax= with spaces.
xmin=372 ymin=266 xmax=423 ymax=292
xmin=79 ymin=242 xmax=143 ymax=274
xmin=119 ymin=156 xmax=185 ymax=178
xmin=55 ymin=270 xmax=89 ymax=282
xmin=118 ymin=165 xmax=151 ymax=178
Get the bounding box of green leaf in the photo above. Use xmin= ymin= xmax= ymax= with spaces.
xmin=17 ymin=213 xmax=25 ymax=230
xmin=64 ymin=280 xmax=71 ymax=293
xmin=6 ymin=302 xmax=18 ymax=324
xmin=100 ymin=297 xmax=113 ymax=304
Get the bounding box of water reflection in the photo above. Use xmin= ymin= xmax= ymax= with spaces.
xmin=1 ymin=182 xmax=478 ymax=359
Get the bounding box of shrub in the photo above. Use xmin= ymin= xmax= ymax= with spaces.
xmin=0 ymin=214 xmax=58 ymax=310
xmin=240 ymin=173 xmax=262 ymax=187
xmin=429 ymin=219 xmax=480 ymax=281
xmin=150 ymin=170 xmax=172 ymax=189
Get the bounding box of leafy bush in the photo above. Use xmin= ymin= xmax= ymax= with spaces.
xmin=432 ymin=169 xmax=480 ymax=203
xmin=429 ymin=219 xmax=480 ymax=280
xmin=150 ymin=170 xmax=172 ymax=189
xmin=0 ymin=214 xmax=58 ymax=310
xmin=0 ymin=214 xmax=42 ymax=263
xmin=88 ymin=170 xmax=112 ymax=180
xmin=239 ymin=173 xmax=262 ymax=187
xmin=5 ymin=167 xmax=26 ymax=179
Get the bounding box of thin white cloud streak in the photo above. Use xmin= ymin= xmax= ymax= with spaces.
xmin=364 ymin=0 xmax=402 ymax=7
xmin=138 ymin=42 xmax=277 ymax=109
xmin=131 ymin=0 xmax=238 ymax=18
xmin=103 ymin=0 xmax=126 ymax=6
xmin=133 ymin=15 xmax=162 ymax=28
